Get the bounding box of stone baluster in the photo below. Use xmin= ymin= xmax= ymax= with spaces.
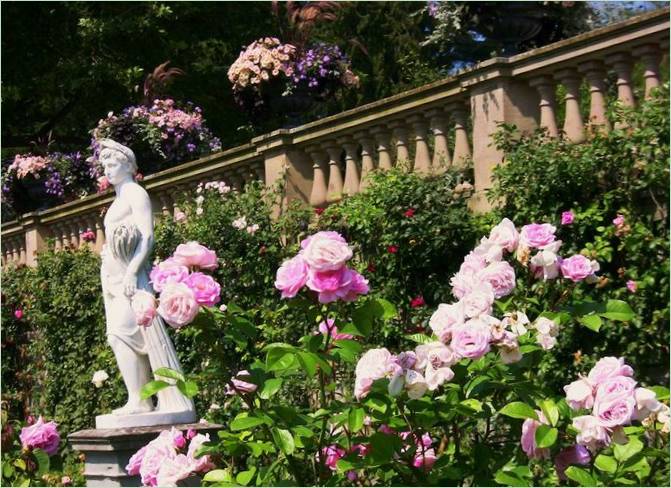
xmin=307 ymin=147 xmax=329 ymax=208
xmin=18 ymin=238 xmax=27 ymax=265
xmin=529 ymin=75 xmax=559 ymax=138
xmin=357 ymin=132 xmax=377 ymax=190
xmin=51 ymin=225 xmax=62 ymax=251
xmin=340 ymin=137 xmax=361 ymax=197
xmin=58 ymin=224 xmax=70 ymax=250
xmin=606 ymin=53 xmax=636 ymax=129
xmin=633 ymin=44 xmax=661 ymax=99
xmin=68 ymin=220 xmax=80 ymax=249
xmin=229 ymin=173 xmax=243 ymax=192
xmin=252 ymin=161 xmax=265 ymax=183
xmin=158 ymin=192 xmax=173 ymax=216
xmin=325 ymin=142 xmax=344 ymax=204
xmin=409 ymin=115 xmax=432 ymax=175
xmin=1 ymin=243 xmax=7 ymax=267
xmin=427 ymin=109 xmax=451 ymax=172
xmin=448 ymin=102 xmax=472 ymax=167
xmin=579 ymin=61 xmax=611 ymax=133
xmin=389 ymin=122 xmax=410 ymax=166
xmin=371 ymin=128 xmax=393 ymax=171
xmin=10 ymin=238 xmax=20 ymax=263
xmin=555 ymin=68 xmax=585 ymax=143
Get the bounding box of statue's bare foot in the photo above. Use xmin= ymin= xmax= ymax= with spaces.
xmin=112 ymin=399 xmax=154 ymax=415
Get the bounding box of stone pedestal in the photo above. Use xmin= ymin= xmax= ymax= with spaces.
xmin=68 ymin=422 xmax=222 ymax=487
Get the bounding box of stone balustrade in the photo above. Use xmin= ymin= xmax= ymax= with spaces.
xmin=2 ymin=8 xmax=668 ymax=267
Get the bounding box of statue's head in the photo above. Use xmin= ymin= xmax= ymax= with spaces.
xmin=98 ymin=139 xmax=138 ymax=185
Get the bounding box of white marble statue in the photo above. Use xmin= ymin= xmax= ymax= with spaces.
xmin=95 ymin=139 xmax=197 ymax=429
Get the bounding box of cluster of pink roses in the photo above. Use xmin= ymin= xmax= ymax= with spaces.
xmin=131 ymin=242 xmax=221 ymax=329
xmin=8 ymin=154 xmax=50 ymax=179
xmin=19 ymin=416 xmax=60 ymax=456
xmin=126 ymin=427 xmax=214 ymax=487
xmin=564 ymin=357 xmax=670 ymax=450
xmin=275 ymin=231 xmax=369 ymax=304
xmin=227 ymin=37 xmax=296 ymax=91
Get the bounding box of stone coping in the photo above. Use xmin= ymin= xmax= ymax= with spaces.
xmin=69 ymin=422 xmax=223 ymax=444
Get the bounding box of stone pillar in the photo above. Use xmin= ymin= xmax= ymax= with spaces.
xmin=467 ymin=76 xmax=538 ymax=212
xmin=579 ymin=60 xmax=611 ymax=133
xmin=356 ymin=132 xmax=376 ymax=191
xmin=408 ymin=115 xmax=432 ymax=175
xmin=21 ymin=213 xmax=48 ymax=266
xmin=607 ymin=53 xmax=636 ymax=108
xmin=307 ymin=148 xmax=328 ymax=208
xmin=371 ymin=127 xmax=393 ymax=171
xmin=427 ymin=109 xmax=451 ymax=173
xmin=389 ymin=122 xmax=410 ymax=167
xmin=69 ymin=422 xmax=222 ymax=487
xmin=529 ymin=75 xmax=559 ymax=138
xmin=325 ymin=142 xmax=344 ymax=204
xmin=555 ymin=68 xmax=585 ymax=143
xmin=340 ymin=138 xmax=361 ymax=197
xmin=633 ymin=44 xmax=661 ymax=99
xmin=447 ymin=101 xmax=472 ymax=168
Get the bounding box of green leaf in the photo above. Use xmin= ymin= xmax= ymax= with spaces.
xmin=247 ymin=441 xmax=275 ymax=457
xmin=336 ymin=459 xmax=356 ymax=473
xmin=594 ymin=454 xmax=617 ymax=474
xmin=203 ymin=469 xmax=233 ymax=483
xmin=499 ymin=402 xmax=538 ymax=420
xmin=236 ymin=467 xmax=256 ymax=486
xmin=153 ymin=367 xmax=185 ymax=382
xmin=140 ymin=380 xmax=171 ymax=399
xmin=176 ymin=379 xmax=199 ymax=398
xmin=534 ymin=425 xmax=558 ymax=448
xmin=622 ymin=455 xmax=650 ymax=480
xmin=403 ymin=333 xmax=434 ymax=344
xmin=12 ymin=459 xmax=26 ymax=471
xmin=600 ymin=299 xmax=635 ymax=322
xmin=348 ymin=407 xmax=365 ymax=433
xmin=614 ymin=437 xmax=643 ymax=462
xmin=271 ymin=428 xmax=295 ymax=455
xmin=259 ymin=378 xmax=283 ymax=400
xmin=460 ymin=398 xmax=483 ymax=413
xmin=539 ymin=399 xmax=560 ymax=426
xmin=230 ymin=414 xmax=266 ymax=431
xmin=494 ymin=470 xmax=529 ymax=487
xmin=650 ymin=386 xmax=670 ymax=401
xmin=565 ymin=466 xmax=597 ymax=486
xmin=266 ymin=351 xmax=296 ymax=372
xmin=33 ymin=448 xmax=50 ymax=477
xmin=578 ymin=314 xmax=602 ymax=332
xmin=296 ymin=351 xmax=317 ymax=376
xmin=368 ymin=432 xmax=402 ymax=464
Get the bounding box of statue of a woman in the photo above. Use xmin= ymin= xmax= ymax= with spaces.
xmin=95 ymin=139 xmax=196 ymax=429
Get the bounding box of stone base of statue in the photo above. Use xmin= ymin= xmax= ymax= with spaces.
xmin=68 ymin=422 xmax=222 ymax=487
xmin=95 ymin=409 xmax=198 ymax=429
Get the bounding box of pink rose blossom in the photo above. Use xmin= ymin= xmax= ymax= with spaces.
xmin=186 ymin=429 xmax=197 ymax=440
xmin=318 ymin=445 xmax=346 ymax=471
xmin=149 ymin=258 xmax=190 ymax=293
xmin=594 ymin=376 xmax=637 ymax=402
xmin=131 ymin=290 xmax=158 ymax=327
xmin=473 ymin=237 xmax=504 ymax=263
xmin=19 ymin=416 xmax=60 ymax=455
xmin=592 ymin=392 xmax=636 ymax=428
xmin=477 ymin=261 xmax=516 ymax=298
xmin=355 ymin=348 xmax=395 ymax=399
xmin=429 ymin=302 xmax=464 ymax=342
xmin=14 ymin=309 xmax=23 ymax=320
xmin=157 ymin=282 xmax=200 ymax=329
xmin=612 ymin=214 xmax=625 ymax=228
xmin=307 ymin=267 xmax=368 ymax=303
xmin=564 ymin=378 xmax=595 ymax=410
xmin=450 ymin=319 xmax=491 ymax=359
xmin=300 ymin=231 xmax=352 ymax=271
xmin=520 ymin=223 xmax=557 ymax=249
xmin=184 ymin=272 xmax=221 ymax=307
xmin=138 ymin=431 xmax=176 ymax=487
xmin=529 ymin=241 xmax=562 ymax=280
xmin=172 ymin=241 xmax=218 ymax=270
xmin=632 ymin=388 xmax=663 ymax=421
xmin=559 ymin=254 xmax=600 ymax=282
xmin=174 ymin=210 xmax=187 ymax=222
xmin=275 ymin=254 xmax=309 ymax=298
xmin=487 ymin=218 xmax=519 ymax=253
xmin=554 ymin=445 xmax=590 ymax=480
xmin=225 ymin=370 xmax=258 ymax=395
xmin=626 ymin=280 xmax=637 ymax=293
xmin=587 ymin=357 xmax=634 ymax=387
xmin=61 ymin=476 xmax=72 ymax=486
xmin=126 ymin=445 xmax=147 ymax=475
xmin=404 ymin=369 xmax=429 ymax=399
xmin=561 ymin=211 xmax=575 ymax=225
xmin=521 ymin=411 xmax=550 ymax=460
xmin=318 ymin=318 xmax=353 ymax=340
xmin=450 ymin=270 xmax=479 ymax=300
xmin=187 ymin=433 xmax=215 ymax=473
xmin=155 ymin=454 xmax=193 ymax=487
xmin=171 ymin=428 xmax=186 ymax=449
xmin=573 ymin=415 xmax=611 ymax=450
xmin=339 ymin=270 xmax=370 ymax=302
xmin=460 ymin=286 xmax=495 ymax=318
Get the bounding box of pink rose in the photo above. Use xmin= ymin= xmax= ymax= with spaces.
xmin=157 ymin=282 xmax=200 ymax=329
xmin=19 ymin=416 xmax=60 ymax=455
xmin=404 ymin=369 xmax=429 ymax=399
xmin=174 ymin=210 xmax=187 ymax=222
xmin=450 ymin=271 xmax=479 ymax=300
xmin=61 ymin=476 xmax=72 ymax=486
xmin=149 ymin=258 xmax=190 ymax=293
xmin=587 ymin=357 xmax=634 ymax=387
xmin=131 ymin=290 xmax=158 ymax=327
xmin=186 ymin=429 xmax=197 ymax=440
xmin=155 ymin=454 xmax=193 ymax=487
xmin=520 ymin=223 xmax=557 ymax=249
xmin=413 ymin=447 xmax=437 ymax=471
xmin=561 ymin=211 xmax=575 ymax=225
xmin=473 ymin=237 xmax=504 ymax=263
xmin=573 ymin=415 xmax=611 ymax=450
xmin=594 ymin=376 xmax=637 ymax=402
xmin=275 ymin=255 xmax=309 ymax=298
xmin=318 ymin=318 xmax=353 ymax=340
xmin=450 ymin=319 xmax=491 ymax=359
xmin=126 ymin=445 xmax=147 ymax=475
xmin=559 ymin=254 xmax=599 ymax=282
xmin=612 ymin=214 xmax=625 ymax=227
xmin=300 ymin=231 xmax=352 ymax=271
xmin=632 ymin=387 xmax=663 ymax=421
xmin=318 ymin=445 xmax=346 ymax=471
xmin=139 ymin=431 xmax=176 ymax=487
xmin=187 ymin=433 xmax=215 ymax=473
xmin=521 ymin=411 xmax=550 ymax=460
xmin=593 ymin=392 xmax=636 ymax=428
xmin=477 ymin=261 xmax=516 ymax=299
xmin=172 ymin=241 xmax=218 ymax=270
xmin=340 ymin=270 xmax=370 ymax=302
xmin=355 ymin=348 xmax=394 ymax=399
xmin=487 ymin=217 xmax=519 ymax=253
xmin=307 ymin=267 xmax=367 ymax=303
xmin=529 ymin=241 xmax=562 ymax=280
xmin=171 ymin=428 xmax=186 ymax=449
xmin=225 ymin=370 xmax=258 ymax=395
xmin=429 ymin=302 xmax=464 ymax=342
xmin=460 ymin=286 xmax=495 ymax=318
xmin=626 ymin=280 xmax=637 ymax=293
xmin=184 ymin=272 xmax=221 ymax=307
xmin=564 ymin=378 xmax=595 ymax=410
xmin=554 ymin=445 xmax=590 ymax=480
xmin=14 ymin=309 xmax=23 ymax=320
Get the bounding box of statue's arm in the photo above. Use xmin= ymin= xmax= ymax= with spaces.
xmin=123 ymin=186 xmax=154 ymax=297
